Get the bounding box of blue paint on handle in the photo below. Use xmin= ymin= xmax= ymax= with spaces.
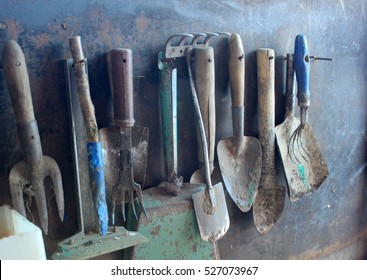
xmin=294 ymin=34 xmax=310 ymax=107
xmin=87 ymin=142 xmax=108 ymax=235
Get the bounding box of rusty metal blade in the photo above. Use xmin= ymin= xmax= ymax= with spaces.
xmin=100 ymin=125 xmax=149 ymax=201
xmin=192 ymin=183 xmax=230 ymax=242
xmin=217 ymin=136 xmax=262 ymax=212
xmin=275 ymin=117 xmax=329 ymax=201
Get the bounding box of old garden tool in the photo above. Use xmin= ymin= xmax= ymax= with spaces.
xmin=156 ymin=33 xmax=193 ymax=195
xmin=276 ymin=35 xmax=329 ymax=201
xmin=190 ymin=33 xmax=230 ymax=184
xmin=100 ymin=48 xmax=148 ymax=223
xmin=253 ymin=48 xmax=285 ymax=233
xmin=51 ymin=57 xmax=147 ymax=260
xmin=217 ymin=34 xmax=262 ymax=212
xmin=186 ymin=47 xmax=230 ymax=246
xmin=123 ymin=34 xmax=220 ymax=260
xmin=69 ymin=36 xmax=108 ymax=235
xmin=3 ymin=40 xmax=64 ymax=235
xmin=157 ymin=32 xmax=216 ymax=195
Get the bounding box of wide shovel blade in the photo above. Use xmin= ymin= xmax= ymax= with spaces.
xmin=100 ymin=125 xmax=149 ymax=197
xmin=275 ymin=117 xmax=329 ymax=201
xmin=192 ymin=182 xmax=230 ymax=242
xmin=218 ymin=136 xmax=261 ymax=212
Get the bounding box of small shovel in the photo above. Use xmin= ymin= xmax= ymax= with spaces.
xmin=275 ymin=36 xmax=329 ymax=202
xmin=253 ymin=48 xmax=285 ymax=233
xmin=217 ymin=34 xmax=262 ymax=212
xmin=186 ymin=47 xmax=229 ymax=244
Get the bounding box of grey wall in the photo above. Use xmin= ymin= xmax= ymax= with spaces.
xmin=0 ymin=0 xmax=366 ymax=259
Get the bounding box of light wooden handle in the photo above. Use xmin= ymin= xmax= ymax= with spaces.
xmin=2 ymin=40 xmax=35 ymax=123
xmin=229 ymin=34 xmax=245 ymax=107
xmin=194 ymin=47 xmax=215 ymax=165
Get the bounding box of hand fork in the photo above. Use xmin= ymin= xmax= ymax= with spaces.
xmin=106 ymin=48 xmax=148 ymax=223
xmin=3 ymin=40 xmax=64 ymax=235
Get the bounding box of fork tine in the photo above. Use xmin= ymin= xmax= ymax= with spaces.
xmin=129 ymin=190 xmax=138 ymax=220
xmin=121 ymin=190 xmax=126 ymax=222
xmin=111 ymin=185 xmax=118 ymax=224
xmin=135 ymin=186 xmax=148 ymax=219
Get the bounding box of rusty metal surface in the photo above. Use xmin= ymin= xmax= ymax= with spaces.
xmin=0 ymin=0 xmax=366 ymax=259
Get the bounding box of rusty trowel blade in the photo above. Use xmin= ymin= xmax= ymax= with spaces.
xmin=217 ymin=136 xmax=262 ymax=212
xmin=253 ymin=186 xmax=285 ymax=234
xmin=275 ymin=117 xmax=329 ymax=201
xmin=99 ymin=125 xmax=149 ymax=198
xmin=192 ymin=182 xmax=230 ymax=242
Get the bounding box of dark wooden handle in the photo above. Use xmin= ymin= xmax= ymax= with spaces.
xmin=2 ymin=40 xmax=35 ymax=123
xmin=229 ymin=34 xmax=245 ymax=107
xmin=107 ymin=48 xmax=134 ymax=127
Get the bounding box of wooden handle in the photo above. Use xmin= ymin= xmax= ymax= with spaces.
xmin=2 ymin=40 xmax=35 ymax=123
xmin=257 ymin=48 xmax=275 ymax=176
xmin=229 ymin=34 xmax=245 ymax=107
xmin=69 ymin=36 xmax=99 ymax=142
xmin=194 ymin=47 xmax=215 ymax=166
xmin=107 ymin=48 xmax=134 ymax=127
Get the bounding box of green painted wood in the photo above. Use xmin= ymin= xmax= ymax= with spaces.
xmin=125 ymin=184 xmax=216 ymax=259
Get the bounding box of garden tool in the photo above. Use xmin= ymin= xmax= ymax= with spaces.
xmin=190 ymin=33 xmax=230 ymax=184
xmin=276 ymin=35 xmax=329 ymax=201
xmin=157 ymin=32 xmax=217 ymax=195
xmin=69 ymin=36 xmax=108 ymax=235
xmin=157 ymin=51 xmax=183 ymax=195
xmin=3 ymin=40 xmax=64 ymax=235
xmin=186 ymin=47 xmax=230 ymax=245
xmin=51 ymin=58 xmax=147 ymax=260
xmin=124 ymin=33 xmax=221 ymax=260
xmin=189 ymin=46 xmax=216 ymax=184
xmin=253 ymin=48 xmax=285 ymax=234
xmin=217 ymin=34 xmax=262 ymax=212
xmin=99 ymin=48 xmax=148 ymax=223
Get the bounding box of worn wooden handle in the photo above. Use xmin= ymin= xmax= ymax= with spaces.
xmin=2 ymin=40 xmax=35 ymax=123
xmin=107 ymin=48 xmax=134 ymax=127
xmin=194 ymin=47 xmax=215 ymax=165
xmin=257 ymin=48 xmax=275 ymax=176
xmin=229 ymin=34 xmax=245 ymax=107
xmin=69 ymin=36 xmax=99 ymax=142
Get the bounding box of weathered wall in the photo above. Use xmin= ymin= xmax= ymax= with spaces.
xmin=0 ymin=0 xmax=366 ymax=259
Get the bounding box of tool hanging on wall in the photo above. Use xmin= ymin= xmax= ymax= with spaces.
xmin=190 ymin=32 xmax=230 ymax=184
xmin=125 ymin=33 xmax=229 ymax=259
xmin=3 ymin=40 xmax=64 ymax=235
xmin=217 ymin=34 xmax=262 ymax=212
xmin=156 ymin=33 xmax=194 ymax=195
xmin=253 ymin=48 xmax=285 ymax=233
xmin=51 ymin=51 xmax=147 ymax=260
xmin=100 ymin=48 xmax=149 ymax=223
xmin=275 ymin=35 xmax=329 ymax=202
xmin=68 ymin=36 xmax=108 ymax=235
xmin=186 ymin=46 xmax=230 ymax=247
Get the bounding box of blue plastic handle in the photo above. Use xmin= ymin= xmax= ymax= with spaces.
xmin=87 ymin=142 xmax=108 ymax=235
xmin=294 ymin=34 xmax=310 ymax=107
